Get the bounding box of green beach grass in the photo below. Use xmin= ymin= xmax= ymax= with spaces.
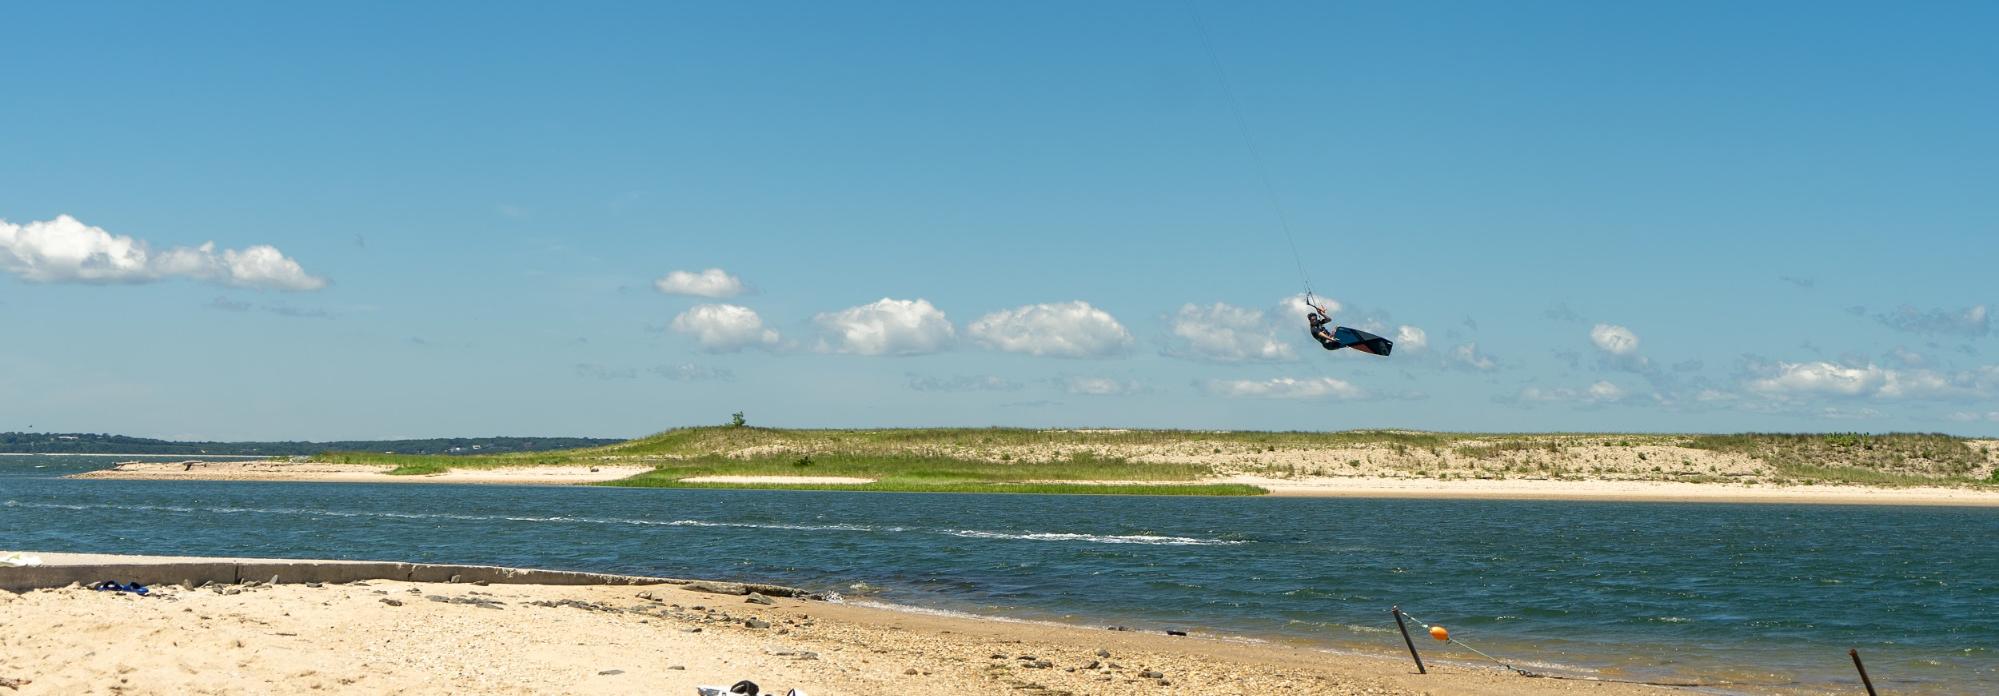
xmin=308 ymin=426 xmax=1999 ymax=493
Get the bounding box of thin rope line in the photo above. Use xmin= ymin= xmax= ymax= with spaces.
xmin=1189 ymin=0 xmax=1312 ymax=296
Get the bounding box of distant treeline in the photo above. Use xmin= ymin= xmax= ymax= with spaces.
xmin=0 ymin=432 xmax=622 ymax=456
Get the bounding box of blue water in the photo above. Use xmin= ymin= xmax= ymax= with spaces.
xmin=4 ymin=456 xmax=1995 ymax=693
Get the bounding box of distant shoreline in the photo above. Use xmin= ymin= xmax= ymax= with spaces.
xmin=70 ymin=460 xmax=1999 ymax=506
xmin=1 ymin=452 xmax=268 ymax=458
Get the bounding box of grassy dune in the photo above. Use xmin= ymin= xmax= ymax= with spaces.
xmin=311 ymin=427 xmax=1999 ymax=494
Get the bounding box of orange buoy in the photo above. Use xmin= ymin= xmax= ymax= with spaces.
xmin=1429 ymin=626 xmax=1450 ymax=641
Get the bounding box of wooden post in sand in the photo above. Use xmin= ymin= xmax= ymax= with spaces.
xmin=1392 ymin=606 xmax=1426 ymax=674
xmin=1849 ymin=649 xmax=1877 ymax=696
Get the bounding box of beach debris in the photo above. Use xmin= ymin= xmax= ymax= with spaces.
xmin=598 ymin=669 xmax=624 ymax=676
xmin=306 ymin=582 xmax=324 ymax=589
xmin=685 ymin=581 xmax=749 ymax=596
xmin=447 ymin=574 xmax=462 ymax=583
xmin=745 ymin=592 xmax=775 ymax=605
xmin=1083 ymin=660 xmax=1100 ymax=670
xmin=695 ymin=680 xmax=783 ymax=696
xmin=1 ymin=675 xmax=32 ymax=689
xmin=744 ymin=618 xmax=771 ymax=629
xmin=765 ymin=650 xmax=822 ymax=661
xmin=1095 ymin=649 xmax=1110 ymax=658
xmin=903 ymin=668 xmax=919 ymax=675
xmin=1165 ymin=629 xmax=1188 ymax=636
xmin=0 ymin=553 xmax=43 ymax=567
xmin=269 ymin=574 xmax=281 ymax=585
xmin=1139 ymin=670 xmax=1164 ymax=679
xmin=683 ymin=627 xmax=703 ymax=633
xmin=92 ymin=581 xmax=150 ymax=596
xmin=379 ymin=598 xmax=404 ymax=606
xmin=528 ymin=598 xmax=616 ymax=612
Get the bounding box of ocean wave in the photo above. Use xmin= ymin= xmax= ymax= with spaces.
xmin=3 ymin=500 xmax=905 ymax=534
xmin=8 ymin=500 xmax=1241 ymax=546
xmin=943 ymin=529 xmax=1246 ymax=546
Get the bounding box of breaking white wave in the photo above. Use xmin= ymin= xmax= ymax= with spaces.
xmin=5 ymin=500 xmax=1240 ymax=546
xmin=943 ymin=529 xmax=1245 ymax=546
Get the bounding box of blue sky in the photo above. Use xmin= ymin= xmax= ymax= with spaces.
xmin=3 ymin=1 xmax=1994 ymax=440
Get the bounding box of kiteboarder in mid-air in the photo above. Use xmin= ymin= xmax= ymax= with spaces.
xmin=1307 ymin=301 xmax=1340 ymax=349
xmin=1305 ymin=298 xmax=1395 ymax=357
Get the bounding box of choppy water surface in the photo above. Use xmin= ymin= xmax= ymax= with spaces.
xmin=3 ymin=455 xmax=1994 ymax=693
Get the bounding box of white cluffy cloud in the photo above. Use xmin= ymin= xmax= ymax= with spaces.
xmin=670 ymin=304 xmax=780 ymax=352
xmin=970 ymin=301 xmax=1133 ymax=358
xmin=1280 ymin=293 xmax=1339 ymax=318
xmin=653 ymin=268 xmax=746 ymax=298
xmin=1450 ymin=343 xmax=1497 ymax=371
xmin=1204 ymin=376 xmax=1365 ymax=400
xmin=1590 ymin=324 xmax=1639 ymax=355
xmin=1522 ymin=380 xmax=1627 ymax=404
xmin=0 ymin=215 xmax=327 ymax=291
xmin=814 ymin=298 xmax=955 ymax=356
xmin=1744 ymin=361 xmax=1999 ymax=401
xmin=1065 ymin=376 xmax=1144 ymax=396
xmin=1166 ymin=303 xmax=1293 ymax=362
xmin=1394 ymin=326 xmax=1428 ymax=350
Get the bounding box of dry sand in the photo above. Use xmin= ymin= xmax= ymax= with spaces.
xmin=72 ymin=461 xmax=651 ymax=485
xmin=1225 ymin=475 xmax=1999 ymax=506
xmin=0 ymin=577 xmax=1680 ymax=696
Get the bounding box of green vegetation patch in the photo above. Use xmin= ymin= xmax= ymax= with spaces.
xmin=1686 ymin=432 xmax=1990 ymax=485
xmin=594 ymin=426 xmax=1452 ymax=459
xmin=316 ymin=452 xmax=577 ymax=475
xmin=599 ymin=451 xmax=1258 ymax=495
xmin=607 ymin=477 xmax=1265 ymax=496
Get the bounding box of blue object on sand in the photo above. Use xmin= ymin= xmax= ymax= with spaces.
xmin=92 ymin=581 xmax=150 ymax=596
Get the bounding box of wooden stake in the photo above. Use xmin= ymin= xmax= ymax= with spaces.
xmin=1849 ymin=649 xmax=1877 ymax=696
xmin=1392 ymin=606 xmax=1426 ymax=674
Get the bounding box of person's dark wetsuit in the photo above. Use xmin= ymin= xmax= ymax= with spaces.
xmin=1308 ymin=306 xmax=1342 ymax=350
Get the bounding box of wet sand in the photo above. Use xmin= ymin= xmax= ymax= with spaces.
xmin=0 ymin=554 xmax=1677 ymax=696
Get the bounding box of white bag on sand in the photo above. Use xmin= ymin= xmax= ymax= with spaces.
xmin=1 ymin=552 xmax=44 ymax=567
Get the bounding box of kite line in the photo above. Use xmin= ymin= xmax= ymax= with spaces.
xmin=1188 ymin=0 xmax=1313 ymax=300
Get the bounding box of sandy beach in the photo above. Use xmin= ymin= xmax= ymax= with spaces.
xmin=71 ymin=459 xmax=1999 ymax=506
xmin=71 ymin=460 xmax=653 ymax=485
xmin=1230 ymin=475 xmax=1999 ymax=506
xmin=0 ymin=555 xmax=1676 ymax=696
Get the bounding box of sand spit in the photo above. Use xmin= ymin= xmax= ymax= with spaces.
xmin=0 ymin=554 xmax=1671 ymax=696
xmin=72 ymin=460 xmax=650 ymax=485
xmin=65 ymin=439 xmax=1999 ymax=506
